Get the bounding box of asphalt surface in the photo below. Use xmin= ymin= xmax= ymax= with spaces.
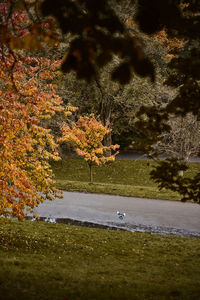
xmin=33 ymin=191 xmax=200 ymax=237
xmin=116 ymin=152 xmax=200 ymax=162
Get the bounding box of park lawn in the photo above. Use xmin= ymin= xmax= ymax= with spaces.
xmin=51 ymin=158 xmax=200 ymax=201
xmin=0 ymin=218 xmax=200 ymax=300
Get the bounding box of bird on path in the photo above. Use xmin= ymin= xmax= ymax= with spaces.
xmin=117 ymin=211 xmax=126 ymax=220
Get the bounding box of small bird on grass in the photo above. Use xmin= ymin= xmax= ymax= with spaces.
xmin=44 ymin=217 xmax=56 ymax=223
xmin=117 ymin=211 xmax=126 ymax=220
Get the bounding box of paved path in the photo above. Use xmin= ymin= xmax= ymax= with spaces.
xmin=33 ymin=192 xmax=200 ymax=237
xmin=116 ymin=152 xmax=200 ymax=162
xmin=65 ymin=152 xmax=200 ymax=161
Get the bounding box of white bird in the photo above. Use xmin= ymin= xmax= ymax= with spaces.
xmin=117 ymin=211 xmax=126 ymax=220
xmin=44 ymin=217 xmax=56 ymax=223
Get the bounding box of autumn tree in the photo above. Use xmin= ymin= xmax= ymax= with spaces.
xmin=59 ymin=115 xmax=119 ymax=182
xmin=0 ymin=49 xmax=72 ymax=219
xmin=2 ymin=1 xmax=200 ymax=203
xmin=0 ymin=0 xmax=78 ymax=219
xmin=0 ymin=0 xmax=60 ymax=52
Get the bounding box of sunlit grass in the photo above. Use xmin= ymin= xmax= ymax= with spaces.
xmin=51 ymin=158 xmax=200 ymax=201
xmin=56 ymin=180 xmax=181 ymax=200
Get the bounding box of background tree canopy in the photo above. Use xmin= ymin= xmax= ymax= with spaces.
xmin=42 ymin=0 xmax=200 ymax=203
xmin=1 ymin=0 xmax=200 ymax=204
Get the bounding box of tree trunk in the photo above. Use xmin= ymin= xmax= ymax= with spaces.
xmin=179 ymin=157 xmax=189 ymax=177
xmin=89 ymin=164 xmax=93 ymax=183
xmin=179 ymin=170 xmax=184 ymax=177
xmin=104 ymin=130 xmax=112 ymax=156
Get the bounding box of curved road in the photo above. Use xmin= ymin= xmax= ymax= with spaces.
xmin=116 ymin=152 xmax=200 ymax=162
xmin=32 ymin=191 xmax=200 ymax=238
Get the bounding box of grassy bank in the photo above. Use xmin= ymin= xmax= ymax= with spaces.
xmin=0 ymin=219 xmax=200 ymax=300
xmin=51 ymin=158 xmax=200 ymax=201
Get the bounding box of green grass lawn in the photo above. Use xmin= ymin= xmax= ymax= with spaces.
xmin=51 ymin=158 xmax=200 ymax=201
xmin=0 ymin=218 xmax=200 ymax=300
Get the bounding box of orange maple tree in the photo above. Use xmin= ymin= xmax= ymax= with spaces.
xmin=59 ymin=115 xmax=120 ymax=182
xmin=0 ymin=1 xmax=77 ymax=220
xmin=0 ymin=48 xmax=76 ymax=220
xmin=0 ymin=0 xmax=59 ymax=52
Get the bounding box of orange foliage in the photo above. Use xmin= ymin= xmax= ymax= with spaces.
xmin=0 ymin=49 xmax=74 ymax=220
xmin=59 ymin=115 xmax=120 ymax=181
xmin=0 ymin=0 xmax=59 ymax=52
xmin=154 ymin=29 xmax=184 ymax=61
